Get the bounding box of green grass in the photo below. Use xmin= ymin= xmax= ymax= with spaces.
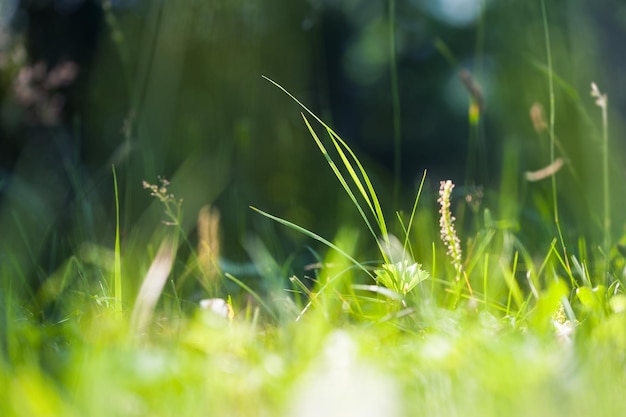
xmin=3 ymin=77 xmax=626 ymax=415
xmin=2 ymin=3 xmax=626 ymax=417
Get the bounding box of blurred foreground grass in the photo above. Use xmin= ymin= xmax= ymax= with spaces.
xmin=2 ymin=263 xmax=626 ymax=417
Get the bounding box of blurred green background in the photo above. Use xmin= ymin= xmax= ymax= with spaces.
xmin=1 ymin=0 xmax=626 ymax=301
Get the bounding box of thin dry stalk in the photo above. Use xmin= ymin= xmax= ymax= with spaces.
xmin=131 ymin=237 xmax=177 ymax=337
xmin=197 ymin=205 xmax=221 ymax=283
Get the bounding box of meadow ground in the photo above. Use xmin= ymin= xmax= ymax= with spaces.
xmin=2 ymin=1 xmax=626 ymax=416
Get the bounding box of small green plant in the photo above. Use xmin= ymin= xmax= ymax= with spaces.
xmin=374 ymin=259 xmax=429 ymax=297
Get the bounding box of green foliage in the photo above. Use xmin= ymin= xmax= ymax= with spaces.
xmin=3 ymin=1 xmax=626 ymax=416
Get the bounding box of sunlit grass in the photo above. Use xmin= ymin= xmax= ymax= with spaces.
xmin=2 ymin=3 xmax=626 ymax=417
xmin=5 ymin=99 xmax=626 ymax=416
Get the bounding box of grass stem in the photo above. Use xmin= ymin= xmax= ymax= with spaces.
xmin=540 ymin=0 xmax=570 ymax=273
xmin=112 ymin=165 xmax=123 ymax=318
xmin=602 ymin=95 xmax=610 ymax=280
xmin=388 ymin=0 xmax=401 ymax=205
xmin=591 ymin=82 xmax=610 ymax=279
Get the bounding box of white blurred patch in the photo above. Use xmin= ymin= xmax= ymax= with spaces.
xmin=427 ymin=0 xmax=487 ymax=27
xmin=199 ymin=298 xmax=233 ymax=320
xmin=286 ymin=331 xmax=402 ymax=417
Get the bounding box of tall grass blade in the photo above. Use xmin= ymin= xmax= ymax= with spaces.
xmin=326 ymin=128 xmax=390 ymax=245
xmin=590 ymin=82 xmax=610 ymax=280
xmin=250 ymin=206 xmax=374 ymax=280
xmin=402 ymin=170 xmax=427 ymax=255
xmin=388 ymin=0 xmax=401 ymax=203
xmin=112 ymin=165 xmax=123 ymax=317
xmin=301 ymin=115 xmax=386 ymax=261
xmin=263 ymin=76 xmax=390 ymax=247
xmin=540 ymin=0 xmax=570 ymax=274
xmin=501 ymin=254 xmax=523 ymax=312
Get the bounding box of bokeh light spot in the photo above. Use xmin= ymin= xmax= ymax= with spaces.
xmin=427 ymin=0 xmax=487 ymax=27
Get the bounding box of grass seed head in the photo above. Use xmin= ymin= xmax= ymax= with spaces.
xmin=438 ymin=180 xmax=463 ymax=281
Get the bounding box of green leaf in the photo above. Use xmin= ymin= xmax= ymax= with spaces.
xmin=576 ymin=286 xmax=606 ymax=311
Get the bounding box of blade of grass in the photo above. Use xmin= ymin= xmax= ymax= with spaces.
xmin=590 ymin=82 xmax=610 ymax=282
xmin=388 ymin=0 xmax=402 ymax=204
xmin=250 ymin=206 xmax=375 ymax=280
xmin=402 ymin=170 xmax=427 ymax=255
xmin=433 ymin=38 xmax=459 ymax=68
xmin=393 ymin=171 xmax=427 ymax=262
xmin=540 ymin=0 xmax=570 ymax=274
xmin=327 ymin=128 xmax=391 ymax=245
xmin=295 ymin=263 xmax=367 ymax=322
xmin=112 ymin=165 xmax=123 ymax=318
xmin=549 ymin=239 xmax=577 ymax=288
xmin=395 ymin=212 xmax=414 ymax=261
xmin=483 ymin=253 xmax=489 ymax=308
xmin=301 ymin=115 xmax=387 ymax=262
xmin=224 ymin=273 xmax=278 ymax=322
xmin=263 ymin=76 xmax=390 ymax=246
xmin=464 ymin=228 xmax=495 ymax=278
xmin=501 ymin=251 xmax=524 ymax=312
xmin=324 ymin=127 xmax=378 ymax=228
xmin=289 ymin=275 xmax=315 ymax=298
xmin=431 ymin=241 xmax=436 ymax=297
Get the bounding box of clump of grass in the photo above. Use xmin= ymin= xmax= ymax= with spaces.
xmin=257 ymin=76 xmax=435 ymax=314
